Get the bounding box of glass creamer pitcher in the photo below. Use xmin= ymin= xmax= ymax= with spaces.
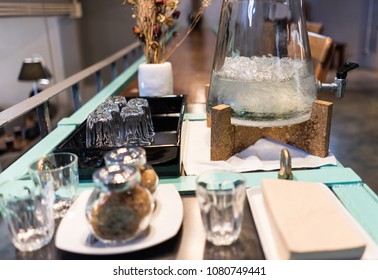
xmin=207 ymin=0 xmax=317 ymax=127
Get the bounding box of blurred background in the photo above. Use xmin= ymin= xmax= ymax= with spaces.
xmin=0 ymin=0 xmax=377 ymax=192
xmin=0 ymin=0 xmax=377 ymax=111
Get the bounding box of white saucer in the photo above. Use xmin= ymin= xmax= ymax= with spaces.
xmin=246 ymin=187 xmax=378 ymax=260
xmin=55 ymin=184 xmax=183 ymax=255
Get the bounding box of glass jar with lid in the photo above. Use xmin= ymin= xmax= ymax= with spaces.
xmin=86 ymin=164 xmax=153 ymax=244
xmin=104 ymin=147 xmax=159 ymax=198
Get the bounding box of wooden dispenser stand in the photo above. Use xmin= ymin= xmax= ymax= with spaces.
xmin=210 ymin=100 xmax=333 ymax=161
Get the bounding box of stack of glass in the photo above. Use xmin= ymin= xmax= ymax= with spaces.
xmin=86 ymin=97 xmax=155 ymax=148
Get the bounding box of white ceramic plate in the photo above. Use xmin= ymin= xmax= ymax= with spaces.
xmin=246 ymin=187 xmax=378 ymax=260
xmin=55 ymin=184 xmax=183 ymax=255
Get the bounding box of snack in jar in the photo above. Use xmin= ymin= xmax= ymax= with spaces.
xmin=86 ymin=164 xmax=153 ymax=244
xmin=104 ymin=147 xmax=159 ymax=197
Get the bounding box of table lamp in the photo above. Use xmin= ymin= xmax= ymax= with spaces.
xmin=17 ymin=55 xmax=53 ymax=137
xmin=18 ymin=56 xmax=52 ymax=95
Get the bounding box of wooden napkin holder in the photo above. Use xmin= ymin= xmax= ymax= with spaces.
xmin=209 ymin=100 xmax=333 ymax=161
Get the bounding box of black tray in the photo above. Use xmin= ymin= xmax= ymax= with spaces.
xmin=54 ymin=95 xmax=186 ymax=180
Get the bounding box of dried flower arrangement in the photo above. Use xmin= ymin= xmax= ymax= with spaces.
xmin=124 ymin=0 xmax=211 ymax=64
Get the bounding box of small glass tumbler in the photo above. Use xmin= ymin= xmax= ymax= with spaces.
xmin=86 ymin=111 xmax=100 ymax=148
xmin=104 ymin=147 xmax=159 ymax=198
xmin=86 ymin=111 xmax=117 ymax=148
xmin=121 ymin=105 xmax=151 ymax=146
xmin=0 ymin=179 xmax=55 ymax=252
xmin=196 ymin=171 xmax=246 ymax=246
xmin=96 ymin=101 xmax=123 ymax=147
xmin=106 ymin=96 xmax=127 ymax=111
xmin=28 ymin=152 xmax=79 ymax=219
xmin=127 ymin=98 xmax=155 ymax=142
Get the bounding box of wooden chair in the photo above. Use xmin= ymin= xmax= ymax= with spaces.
xmin=306 ymin=21 xmax=324 ymax=34
xmin=308 ymin=32 xmax=336 ymax=82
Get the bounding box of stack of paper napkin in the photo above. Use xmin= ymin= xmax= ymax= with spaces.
xmin=183 ymin=121 xmax=337 ymax=175
xmin=261 ymin=179 xmax=366 ymax=260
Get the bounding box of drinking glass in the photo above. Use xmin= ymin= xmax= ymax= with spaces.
xmin=121 ymin=105 xmax=152 ymax=146
xmin=86 ymin=110 xmax=118 ymax=148
xmin=28 ymin=152 xmax=79 ymax=219
xmin=0 ymin=178 xmax=55 ymax=252
xmin=127 ymin=98 xmax=155 ymax=142
xmin=106 ymin=96 xmax=127 ymax=111
xmin=96 ymin=101 xmax=123 ymax=147
xmin=196 ymin=171 xmax=246 ymax=246
xmin=86 ymin=111 xmax=100 ymax=148
xmin=96 ymin=99 xmax=119 ymax=112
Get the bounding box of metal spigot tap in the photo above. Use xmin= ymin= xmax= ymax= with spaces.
xmin=317 ymin=62 xmax=359 ymax=98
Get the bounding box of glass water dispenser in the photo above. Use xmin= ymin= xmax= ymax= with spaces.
xmin=207 ymin=0 xmax=317 ymax=127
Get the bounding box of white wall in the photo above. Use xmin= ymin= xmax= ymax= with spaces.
xmin=0 ymin=16 xmax=69 ymax=109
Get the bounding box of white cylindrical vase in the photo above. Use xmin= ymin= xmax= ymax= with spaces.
xmin=138 ymin=62 xmax=174 ymax=97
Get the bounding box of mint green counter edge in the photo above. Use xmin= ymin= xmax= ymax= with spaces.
xmin=332 ymin=184 xmax=378 ymax=246
xmin=158 ymin=167 xmax=361 ymax=194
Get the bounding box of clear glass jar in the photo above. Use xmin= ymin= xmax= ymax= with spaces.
xmin=85 ymin=165 xmax=153 ymax=244
xmin=207 ymin=0 xmax=317 ymax=127
xmin=104 ymin=147 xmax=159 ymax=197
